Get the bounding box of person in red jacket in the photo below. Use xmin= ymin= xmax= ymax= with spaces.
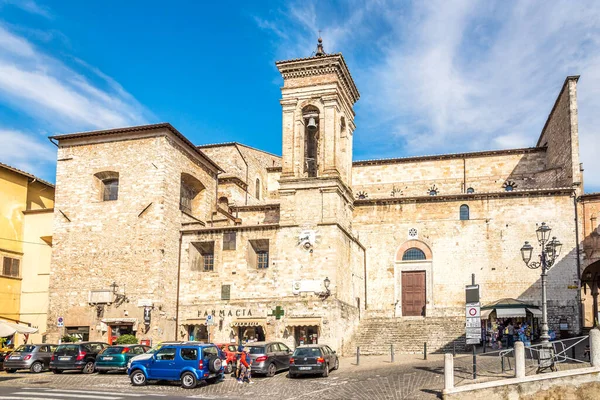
xmin=237 ymin=347 xmax=253 ymax=384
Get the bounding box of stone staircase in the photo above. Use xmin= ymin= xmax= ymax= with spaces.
xmin=352 ymin=316 xmax=467 ymax=355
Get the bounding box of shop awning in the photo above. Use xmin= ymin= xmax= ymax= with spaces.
xmin=101 ymin=318 xmax=139 ymax=331
xmin=496 ymin=308 xmax=526 ymax=318
xmin=0 ymin=321 xmax=38 ymax=337
xmin=231 ymin=319 xmax=265 ymax=327
xmin=527 ymin=308 xmax=542 ymax=317
xmin=285 ymin=318 xmax=322 ymax=327
xmin=480 ymin=309 xmax=493 ymax=319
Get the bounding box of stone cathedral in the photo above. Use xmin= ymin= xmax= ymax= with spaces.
xmin=46 ymin=39 xmax=594 ymax=354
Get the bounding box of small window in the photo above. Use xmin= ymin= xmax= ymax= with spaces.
xmin=460 ymin=204 xmax=470 ymax=220
xmin=256 ymin=178 xmax=261 ymax=200
xmin=248 ymin=239 xmax=269 ymax=269
xmin=402 ymin=248 xmax=426 ymax=261
xmin=257 ymin=251 xmax=269 ymax=269
xmin=190 ymin=242 xmax=215 ymax=272
xmin=2 ymin=257 xmax=20 ymax=277
xmin=94 ymin=171 xmax=119 ymax=201
xmin=221 ymin=284 xmax=231 ymax=300
xmin=466 ymin=187 xmax=474 ymax=194
xmin=180 ymin=348 xmax=198 ymax=361
xmin=223 ymin=232 xmax=237 ymax=250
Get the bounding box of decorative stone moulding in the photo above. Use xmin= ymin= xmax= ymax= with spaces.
xmin=503 ymin=180 xmax=518 ymax=191
xmin=356 ymin=191 xmax=368 ymax=200
xmin=428 ymin=185 xmax=438 ymax=196
xmin=390 ymin=186 xmax=403 ymax=197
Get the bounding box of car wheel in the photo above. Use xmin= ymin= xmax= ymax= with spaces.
xmin=5 ymin=369 xmax=16 ymax=374
xmin=266 ymin=362 xmax=276 ymax=377
xmin=289 ymin=372 xmax=297 ymax=379
xmin=322 ymin=364 xmax=329 ymax=377
xmin=30 ymin=362 xmax=43 ymax=373
xmin=82 ymin=361 xmax=95 ymax=374
xmin=52 ymin=369 xmax=63 ymax=374
xmin=130 ymin=370 xmax=147 ymax=386
xmin=181 ymin=372 xmax=197 ymax=389
xmin=333 ymin=358 xmax=339 ymax=370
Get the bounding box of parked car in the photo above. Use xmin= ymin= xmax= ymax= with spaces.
xmin=95 ymin=344 xmax=150 ymax=373
xmin=215 ymin=343 xmax=238 ymax=374
xmin=50 ymin=342 xmax=110 ymax=374
xmin=289 ymin=344 xmax=339 ymax=378
xmin=245 ymin=341 xmax=292 ymax=377
xmin=126 ymin=341 xmax=186 ymax=370
xmin=128 ymin=343 xmax=224 ymax=389
xmin=3 ymin=344 xmax=57 ymax=373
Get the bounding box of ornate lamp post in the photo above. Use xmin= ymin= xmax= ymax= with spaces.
xmin=520 ymin=222 xmax=562 ymax=369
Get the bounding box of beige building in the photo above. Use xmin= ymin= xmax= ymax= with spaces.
xmin=0 ymin=162 xmax=54 ymax=344
xmin=46 ymin=42 xmax=587 ymax=353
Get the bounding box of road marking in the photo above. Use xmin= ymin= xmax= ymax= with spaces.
xmin=13 ymin=392 xmax=120 ymax=399
xmin=46 ymin=389 xmax=144 ymax=397
xmin=0 ymin=397 xmax=63 ymax=400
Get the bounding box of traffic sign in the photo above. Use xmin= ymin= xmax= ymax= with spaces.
xmin=57 ymin=316 xmax=64 ymax=327
xmin=466 ymin=337 xmax=480 ymax=345
xmin=466 ymin=317 xmax=480 ymax=328
xmin=465 ymin=304 xmax=481 ymax=318
xmin=206 ymin=315 xmax=214 ymax=326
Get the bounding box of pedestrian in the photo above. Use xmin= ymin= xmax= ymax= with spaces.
xmin=497 ymin=324 xmax=503 ymax=350
xmin=507 ymin=321 xmax=515 ymax=348
xmin=235 ymin=344 xmax=243 ymax=379
xmin=237 ymin=347 xmax=253 ymax=384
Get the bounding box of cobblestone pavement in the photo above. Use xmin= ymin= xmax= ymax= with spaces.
xmin=0 ymin=355 xmax=447 ymax=400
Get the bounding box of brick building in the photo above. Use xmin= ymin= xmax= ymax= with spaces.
xmin=46 ymin=41 xmax=586 ymax=353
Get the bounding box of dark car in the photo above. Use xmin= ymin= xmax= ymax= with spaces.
xmin=289 ymin=344 xmax=339 ymax=378
xmin=245 ymin=341 xmax=292 ymax=377
xmin=95 ymin=344 xmax=150 ymax=373
xmin=128 ymin=343 xmax=224 ymax=389
xmin=50 ymin=342 xmax=109 ymax=374
xmin=3 ymin=344 xmax=57 ymax=373
xmin=0 ymin=350 xmax=12 ymax=371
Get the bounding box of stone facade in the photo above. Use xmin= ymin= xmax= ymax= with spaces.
xmin=46 ymin=47 xmax=586 ymax=353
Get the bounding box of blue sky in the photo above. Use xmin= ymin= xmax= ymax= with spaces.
xmin=1 ymin=0 xmax=599 ymax=191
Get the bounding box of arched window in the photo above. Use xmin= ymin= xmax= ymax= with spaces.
xmin=402 ymin=248 xmax=426 ymax=261
xmin=255 ymin=178 xmax=261 ymax=200
xmin=94 ymin=171 xmax=119 ymax=201
xmin=466 ymin=187 xmax=475 ymax=194
xmin=460 ymin=204 xmax=469 ymax=220
xmin=303 ymin=106 xmax=319 ymax=177
xmin=180 ymin=173 xmax=206 ymax=216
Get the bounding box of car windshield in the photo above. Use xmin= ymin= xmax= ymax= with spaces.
xmin=294 ymin=347 xmax=322 ymax=357
xmin=15 ymin=345 xmax=36 ymax=353
xmin=56 ymin=344 xmax=79 ymax=355
xmin=247 ymin=346 xmax=265 ymax=355
xmin=102 ymin=347 xmax=125 ymax=354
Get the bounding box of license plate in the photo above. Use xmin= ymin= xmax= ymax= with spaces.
xmin=10 ymin=356 xmax=20 ymax=360
xmin=299 ymin=366 xmax=311 ymax=370
xmin=59 ymin=356 xmax=71 ymax=361
xmin=103 ymin=357 xmax=113 ymax=360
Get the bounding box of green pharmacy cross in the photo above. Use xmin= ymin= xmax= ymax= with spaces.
xmin=270 ymin=306 xmax=285 ymax=320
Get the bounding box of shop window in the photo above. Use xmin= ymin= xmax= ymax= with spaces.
xmin=402 ymin=248 xmax=426 ymax=261
xmin=2 ymin=256 xmax=20 ymax=278
xmin=94 ymin=171 xmax=119 ymax=201
xmin=190 ymin=242 xmax=215 ymax=272
xmin=248 ymin=239 xmax=269 ymax=269
xmin=188 ymin=325 xmax=208 ymax=341
xmin=180 ymin=173 xmax=206 ymax=216
xmin=223 ymin=232 xmax=236 ymax=250
xmin=460 ymin=204 xmax=470 ymax=220
xmin=66 ymin=326 xmax=89 ymax=341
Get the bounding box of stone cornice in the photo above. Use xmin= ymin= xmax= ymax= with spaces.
xmin=219 ymin=176 xmax=248 ymax=190
xmin=230 ymin=204 xmax=280 ymax=212
xmin=181 ymin=224 xmax=280 ymax=234
xmin=353 ymin=147 xmax=546 ymax=167
xmin=354 ymin=188 xmax=575 ymax=206
xmin=276 ymin=54 xmax=360 ymax=105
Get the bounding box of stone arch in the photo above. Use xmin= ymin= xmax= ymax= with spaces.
xmin=180 ymin=172 xmax=206 ymax=216
xmin=301 ymin=104 xmax=321 ymax=178
xmin=395 ymin=240 xmax=433 ymax=262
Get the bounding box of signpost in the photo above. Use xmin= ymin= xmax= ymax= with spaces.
xmin=206 ymin=315 xmax=214 ymax=342
xmin=57 ymin=316 xmax=64 ymax=344
xmin=465 ymin=276 xmax=480 ymax=379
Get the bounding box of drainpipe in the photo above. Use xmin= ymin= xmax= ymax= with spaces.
xmin=363 ymin=247 xmax=368 ymax=310
xmin=174 ymin=231 xmax=183 ymax=340
xmin=462 ymin=157 xmax=466 ymax=193
xmin=574 ymin=191 xmax=583 ymax=333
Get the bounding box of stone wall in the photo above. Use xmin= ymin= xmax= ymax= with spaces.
xmin=48 ymin=132 xmax=218 ymax=344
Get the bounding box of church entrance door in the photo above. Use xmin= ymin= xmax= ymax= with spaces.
xmin=402 ymin=271 xmax=426 ymax=317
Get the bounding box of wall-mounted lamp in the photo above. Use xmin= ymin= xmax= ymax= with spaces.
xmin=318 ymin=277 xmax=331 ymax=299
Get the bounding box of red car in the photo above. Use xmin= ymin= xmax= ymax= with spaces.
xmin=215 ymin=343 xmax=238 ymax=374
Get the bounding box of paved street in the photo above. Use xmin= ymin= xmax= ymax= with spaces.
xmin=0 ymin=355 xmax=447 ymax=400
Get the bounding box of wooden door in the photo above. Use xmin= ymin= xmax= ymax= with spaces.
xmin=402 ymin=271 xmax=426 ymax=316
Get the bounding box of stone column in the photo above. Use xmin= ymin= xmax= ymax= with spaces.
xmin=444 ymin=353 xmax=454 ymax=390
xmin=280 ymin=99 xmax=297 ymax=178
xmin=322 ymin=96 xmax=339 ymax=177
xmin=590 ymin=327 xmax=600 ymax=367
xmin=514 ymin=341 xmax=525 ymax=378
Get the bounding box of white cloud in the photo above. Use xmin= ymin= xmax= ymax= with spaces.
xmin=1 ymin=0 xmax=52 ymax=19
xmin=0 ymin=128 xmax=55 ymax=177
xmin=255 ymin=0 xmax=600 ymax=191
xmin=0 ymin=24 xmax=151 ymax=131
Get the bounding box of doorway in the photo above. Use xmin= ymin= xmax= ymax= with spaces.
xmin=108 ymin=324 xmax=134 ymax=345
xmin=238 ymin=325 xmax=265 ymax=344
xmin=188 ymin=325 xmax=208 ymax=342
xmin=402 ymin=271 xmax=426 ymax=317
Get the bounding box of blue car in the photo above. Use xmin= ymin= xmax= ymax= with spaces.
xmin=127 ymin=343 xmax=223 ymax=389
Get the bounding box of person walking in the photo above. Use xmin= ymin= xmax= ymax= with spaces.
xmin=507 ymin=322 xmax=515 ymax=348
xmin=237 ymin=347 xmax=253 ymax=384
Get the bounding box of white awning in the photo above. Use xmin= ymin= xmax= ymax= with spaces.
xmin=285 ymin=318 xmax=322 ymax=327
xmin=0 ymin=321 xmax=38 ymax=337
xmin=496 ymin=308 xmax=526 ymax=318
xmin=527 ymin=308 xmax=542 ymax=317
xmin=480 ymin=309 xmax=493 ymax=319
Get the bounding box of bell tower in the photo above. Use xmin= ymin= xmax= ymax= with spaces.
xmin=276 ymin=38 xmax=360 ymax=229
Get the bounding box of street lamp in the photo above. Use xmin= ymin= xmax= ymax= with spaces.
xmin=520 ymin=223 xmax=562 ymax=371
